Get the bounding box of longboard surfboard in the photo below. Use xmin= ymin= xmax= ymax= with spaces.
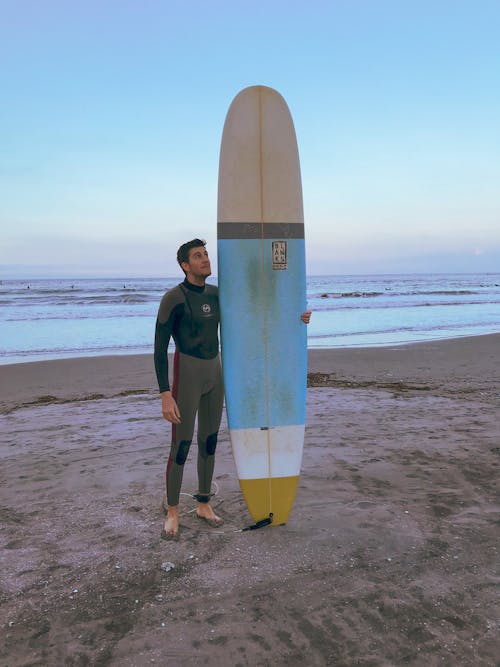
xmin=217 ymin=85 xmax=307 ymax=526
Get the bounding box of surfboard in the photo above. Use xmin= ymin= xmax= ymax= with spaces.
xmin=217 ymin=85 xmax=307 ymax=526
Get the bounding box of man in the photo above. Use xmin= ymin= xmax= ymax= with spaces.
xmin=154 ymin=239 xmax=311 ymax=539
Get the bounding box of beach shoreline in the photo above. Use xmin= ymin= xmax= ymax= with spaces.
xmin=1 ymin=332 xmax=499 ymax=414
xmin=1 ymin=333 xmax=499 ymax=665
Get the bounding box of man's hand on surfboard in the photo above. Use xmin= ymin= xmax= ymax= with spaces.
xmin=301 ymin=311 xmax=312 ymax=324
xmin=161 ymin=391 xmax=181 ymax=424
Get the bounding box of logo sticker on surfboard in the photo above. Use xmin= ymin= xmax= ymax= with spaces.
xmin=272 ymin=241 xmax=287 ymax=270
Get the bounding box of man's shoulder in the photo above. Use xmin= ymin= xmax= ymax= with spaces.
xmin=158 ymin=284 xmax=185 ymax=315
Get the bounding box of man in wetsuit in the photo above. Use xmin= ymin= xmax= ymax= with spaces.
xmin=154 ymin=239 xmax=223 ymax=539
xmin=155 ymin=238 xmax=311 ymax=539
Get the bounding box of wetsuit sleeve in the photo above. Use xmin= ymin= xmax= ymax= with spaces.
xmin=154 ymin=291 xmax=184 ymax=393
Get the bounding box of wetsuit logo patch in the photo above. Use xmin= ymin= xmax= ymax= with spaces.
xmin=272 ymin=241 xmax=287 ymax=270
xmin=202 ymin=304 xmax=211 ymax=313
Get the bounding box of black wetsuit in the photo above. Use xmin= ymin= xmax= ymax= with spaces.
xmin=154 ymin=279 xmax=223 ymax=506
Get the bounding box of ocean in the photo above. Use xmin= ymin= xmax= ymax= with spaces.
xmin=1 ymin=273 xmax=499 ymax=365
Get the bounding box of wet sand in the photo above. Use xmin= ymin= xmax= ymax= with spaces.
xmin=1 ymin=335 xmax=499 ymax=665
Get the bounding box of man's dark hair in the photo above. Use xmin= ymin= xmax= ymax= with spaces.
xmin=176 ymin=238 xmax=206 ymax=273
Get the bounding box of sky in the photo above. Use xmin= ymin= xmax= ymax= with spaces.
xmin=1 ymin=0 xmax=499 ymax=277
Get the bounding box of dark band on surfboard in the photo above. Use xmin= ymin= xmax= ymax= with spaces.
xmin=217 ymin=222 xmax=305 ymax=240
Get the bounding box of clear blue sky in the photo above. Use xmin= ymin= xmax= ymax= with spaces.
xmin=1 ymin=0 xmax=499 ymax=277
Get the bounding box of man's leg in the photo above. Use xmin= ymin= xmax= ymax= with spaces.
xmin=163 ymin=352 xmax=199 ymax=537
xmin=195 ymin=361 xmax=224 ymax=525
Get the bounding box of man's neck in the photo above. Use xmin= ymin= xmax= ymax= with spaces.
xmin=185 ymin=273 xmax=205 ymax=287
xmin=183 ymin=277 xmax=205 ymax=292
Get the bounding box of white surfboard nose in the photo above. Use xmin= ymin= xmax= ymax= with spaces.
xmin=218 ymin=85 xmax=304 ymax=224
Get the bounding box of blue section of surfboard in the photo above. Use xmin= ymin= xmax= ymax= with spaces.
xmin=217 ymin=85 xmax=307 ymax=525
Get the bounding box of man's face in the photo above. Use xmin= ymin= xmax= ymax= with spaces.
xmin=183 ymin=246 xmax=211 ymax=278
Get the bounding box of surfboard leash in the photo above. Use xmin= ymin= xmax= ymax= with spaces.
xmin=173 ymin=484 xmax=275 ymax=533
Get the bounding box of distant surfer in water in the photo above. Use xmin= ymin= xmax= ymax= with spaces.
xmin=154 ymin=239 xmax=311 ymax=539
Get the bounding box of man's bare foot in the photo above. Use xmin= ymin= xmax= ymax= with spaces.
xmin=161 ymin=506 xmax=179 ymax=540
xmin=196 ymin=502 xmax=224 ymax=527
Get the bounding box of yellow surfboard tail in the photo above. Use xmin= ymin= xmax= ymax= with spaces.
xmin=239 ymin=475 xmax=300 ymax=526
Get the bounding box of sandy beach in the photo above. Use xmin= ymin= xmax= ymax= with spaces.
xmin=1 ymin=334 xmax=499 ymax=666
